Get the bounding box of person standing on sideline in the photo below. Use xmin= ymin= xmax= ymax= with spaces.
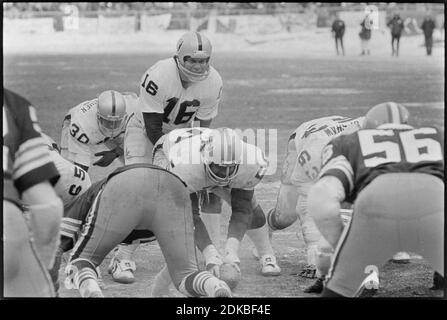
xmin=359 ymin=14 xmax=372 ymax=55
xmin=421 ymin=14 xmax=436 ymax=55
xmin=332 ymin=12 xmax=346 ymax=56
xmin=387 ymin=13 xmax=405 ymax=56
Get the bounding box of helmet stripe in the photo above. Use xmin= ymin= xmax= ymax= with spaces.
xmin=389 ymin=102 xmax=401 ymax=123
xmin=195 ymin=32 xmax=203 ymax=51
xmin=111 ymin=91 xmax=116 ymax=116
xmin=386 ymin=103 xmax=393 ymax=124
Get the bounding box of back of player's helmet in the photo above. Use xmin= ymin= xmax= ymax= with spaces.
xmin=97 ymin=90 xmax=127 ymax=138
xmin=363 ymin=102 xmax=410 ymax=129
xmin=202 ymin=128 xmax=243 ymax=186
xmin=175 ymin=31 xmax=212 ymax=83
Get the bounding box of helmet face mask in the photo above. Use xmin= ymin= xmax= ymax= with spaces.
xmin=202 ymin=128 xmax=243 ymax=186
xmin=96 ymin=90 xmax=127 ymax=138
xmin=176 ymin=31 xmax=212 ymax=83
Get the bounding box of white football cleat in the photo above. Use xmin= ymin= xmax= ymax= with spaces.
xmin=212 ymin=280 xmax=232 ymax=297
xmin=356 ymin=270 xmax=380 ymax=297
xmin=391 ymin=251 xmax=411 ymax=264
xmin=260 ymin=255 xmax=281 ymax=276
xmin=107 ymin=256 xmax=136 ymax=284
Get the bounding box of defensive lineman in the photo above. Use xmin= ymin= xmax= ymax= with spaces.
xmin=3 ymin=88 xmax=63 ymax=297
xmin=308 ymin=103 xmax=444 ymax=297
xmin=57 ymin=164 xmax=232 ymax=298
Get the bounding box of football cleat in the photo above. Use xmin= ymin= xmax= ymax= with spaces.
xmin=107 ymin=256 xmax=136 ymax=284
xmin=390 ymin=251 xmax=411 ymax=264
xmin=260 ymin=255 xmax=281 ymax=276
xmin=304 ymin=275 xmax=325 ymax=294
xmin=299 ymin=264 xmax=317 ymax=279
xmin=212 ymin=280 xmax=232 ymax=297
xmin=356 ymin=270 xmax=380 ymax=297
xmin=430 ymin=271 xmax=445 ymax=290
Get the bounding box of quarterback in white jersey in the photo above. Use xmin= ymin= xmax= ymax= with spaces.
xmin=267 ymin=115 xmax=364 ymax=282
xmin=124 ymin=31 xmax=222 ymax=165
xmin=115 ymin=31 xmax=223 ymax=285
xmin=150 ymin=127 xmax=281 ymax=294
xmin=61 ymin=90 xmax=138 ymax=172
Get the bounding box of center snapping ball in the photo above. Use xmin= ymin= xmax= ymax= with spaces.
xmin=219 ymin=262 xmax=241 ymax=290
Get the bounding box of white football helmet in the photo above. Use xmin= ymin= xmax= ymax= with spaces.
xmin=202 ymin=128 xmax=243 ymax=186
xmin=175 ymin=31 xmax=212 ymax=83
xmin=363 ymin=102 xmax=410 ymax=129
xmin=96 ymin=90 xmax=127 ymax=138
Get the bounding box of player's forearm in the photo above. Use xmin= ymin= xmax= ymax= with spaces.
xmin=190 ymin=193 xmax=213 ymax=252
xmin=142 ymin=112 xmax=164 ymax=145
xmin=227 ymin=188 xmax=255 ymax=241
xmin=308 ymin=176 xmax=345 ymax=249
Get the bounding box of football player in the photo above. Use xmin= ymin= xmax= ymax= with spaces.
xmin=54 ymin=164 xmax=232 ymax=298
xmin=60 ymin=90 xmax=138 ymax=172
xmin=3 ymin=88 xmax=63 ymax=297
xmin=41 ymin=133 xmax=92 ymax=205
xmin=308 ymin=102 xmax=444 ymax=297
xmin=266 ymin=115 xmax=364 ymax=281
xmin=150 ymin=127 xmax=281 ymax=294
xmin=116 ymin=31 xmax=223 ymax=284
xmin=60 ymin=90 xmax=139 ymax=284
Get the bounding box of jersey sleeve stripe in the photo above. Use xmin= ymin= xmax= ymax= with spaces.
xmin=62 ymin=217 xmax=83 ymax=225
xmin=60 ymin=230 xmax=76 ymax=240
xmin=15 ymin=136 xmax=47 ymax=158
xmin=320 ymin=155 xmax=354 ymax=192
xmin=61 ymin=222 xmax=81 ymax=232
xmin=13 ymin=162 xmax=60 ymax=193
xmin=13 ymin=152 xmax=54 ymax=180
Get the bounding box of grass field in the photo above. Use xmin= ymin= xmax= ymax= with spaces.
xmin=3 ymin=51 xmax=444 ymax=298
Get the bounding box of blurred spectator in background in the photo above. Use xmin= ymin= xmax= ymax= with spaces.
xmin=331 ymin=12 xmax=345 ymax=56
xmin=421 ymin=14 xmax=436 ymax=56
xmin=387 ymin=13 xmax=405 ymax=56
xmin=359 ymin=14 xmax=372 ymax=55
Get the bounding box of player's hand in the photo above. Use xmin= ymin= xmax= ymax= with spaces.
xmin=93 ymin=149 xmax=120 ymax=167
xmin=206 ymin=255 xmax=223 ymax=278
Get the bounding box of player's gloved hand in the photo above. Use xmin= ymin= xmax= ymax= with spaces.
xmin=93 ymin=147 xmax=122 ymax=167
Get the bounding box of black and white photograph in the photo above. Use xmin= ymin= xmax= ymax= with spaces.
xmin=2 ymin=2 xmax=445 ymax=303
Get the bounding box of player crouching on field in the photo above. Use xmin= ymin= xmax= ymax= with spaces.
xmin=308 ymin=102 xmax=444 ymax=297
xmin=150 ymin=127 xmax=280 ymax=295
xmin=51 ymin=164 xmax=231 ymax=298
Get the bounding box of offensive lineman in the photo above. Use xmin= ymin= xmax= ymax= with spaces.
xmin=308 ymin=102 xmax=444 ymax=297
xmin=60 ymin=90 xmax=138 ymax=172
xmin=115 ymin=31 xmax=224 ymax=283
xmin=266 ymin=115 xmax=364 ymax=281
xmin=150 ymin=127 xmax=280 ymax=294
xmin=3 ymin=88 xmax=63 ymax=297
xmin=53 ymin=164 xmax=232 ymax=298
xmin=42 ymin=133 xmax=92 ymax=205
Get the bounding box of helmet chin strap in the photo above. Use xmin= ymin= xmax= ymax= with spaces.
xmin=176 ymin=57 xmax=210 ymax=83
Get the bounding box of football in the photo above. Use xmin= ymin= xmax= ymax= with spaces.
xmin=219 ymin=262 xmax=242 ymax=290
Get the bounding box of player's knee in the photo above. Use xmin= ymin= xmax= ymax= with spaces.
xmin=268 ymin=207 xmax=298 ymax=230
xmin=249 ymin=204 xmax=266 ymax=229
